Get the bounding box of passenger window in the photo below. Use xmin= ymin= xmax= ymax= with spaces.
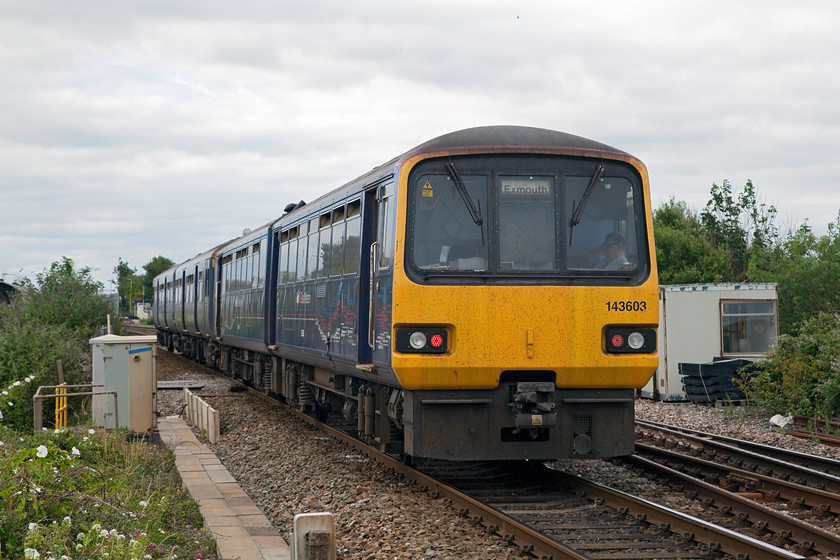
xmin=306 ymin=227 xmax=320 ymax=279
xmin=330 ymin=220 xmax=346 ymax=276
xmin=344 ymin=215 xmax=361 ymax=274
xmin=296 ymin=233 xmax=308 ymax=281
xmin=284 ymin=239 xmax=296 ymax=283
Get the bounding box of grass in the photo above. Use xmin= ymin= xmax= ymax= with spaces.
xmin=0 ymin=421 xmax=217 ymax=559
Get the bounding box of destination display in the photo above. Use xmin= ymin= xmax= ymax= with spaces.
xmin=499 ymin=177 xmax=553 ymax=197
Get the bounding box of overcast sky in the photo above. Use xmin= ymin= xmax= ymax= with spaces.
xmin=3 ymin=1 xmax=839 ymax=289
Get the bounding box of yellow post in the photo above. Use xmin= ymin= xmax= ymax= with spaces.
xmin=54 ymin=382 xmax=67 ymax=429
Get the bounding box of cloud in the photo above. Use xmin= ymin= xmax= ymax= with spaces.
xmin=2 ymin=1 xmax=840 ymax=285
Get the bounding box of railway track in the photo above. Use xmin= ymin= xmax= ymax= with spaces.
xmin=419 ymin=459 xmax=804 ymax=559
xmin=123 ymin=323 xmax=157 ymax=336
xmin=156 ymin=346 xmax=838 ymax=559
xmin=244 ymin=391 xmax=815 ymax=559
xmin=788 ymin=416 xmax=840 ymax=448
xmin=631 ymin=419 xmax=840 ymax=557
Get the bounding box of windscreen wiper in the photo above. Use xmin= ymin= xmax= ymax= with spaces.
xmin=446 ymin=161 xmax=485 ymax=244
xmin=569 ymin=163 xmax=605 ymax=244
xmin=446 ymin=162 xmax=483 ymax=226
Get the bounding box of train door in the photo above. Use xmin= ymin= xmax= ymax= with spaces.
xmin=191 ymin=264 xmax=200 ymax=333
xmin=358 ymin=182 xmax=393 ymax=367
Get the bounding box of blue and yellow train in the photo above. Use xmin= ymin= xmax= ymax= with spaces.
xmin=154 ymin=126 xmax=659 ymax=461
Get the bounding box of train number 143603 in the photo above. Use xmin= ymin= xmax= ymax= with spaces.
xmin=607 ymin=300 xmax=647 ymax=312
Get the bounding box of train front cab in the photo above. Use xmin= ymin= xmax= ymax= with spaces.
xmin=391 ymin=149 xmax=659 ymax=461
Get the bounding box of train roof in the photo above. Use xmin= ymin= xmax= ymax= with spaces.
xmin=277 ymin=125 xmax=633 ymax=224
xmin=402 ymin=125 xmax=630 ymax=160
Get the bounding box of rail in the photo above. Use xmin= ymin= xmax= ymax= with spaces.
xmin=33 ymin=384 xmax=118 ymax=432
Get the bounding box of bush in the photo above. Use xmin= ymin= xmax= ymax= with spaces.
xmin=743 ymin=312 xmax=840 ymax=419
xmin=22 ymin=257 xmax=116 ymax=338
xmin=0 ymin=425 xmax=215 ymax=558
xmin=0 ymin=257 xmax=215 ymax=558
xmin=0 ymin=257 xmax=114 ymax=431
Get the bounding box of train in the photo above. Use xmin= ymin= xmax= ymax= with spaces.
xmin=153 ymin=125 xmax=659 ymax=461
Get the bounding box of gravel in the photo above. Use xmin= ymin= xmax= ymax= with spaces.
xmin=156 ymin=349 xmax=840 ymax=559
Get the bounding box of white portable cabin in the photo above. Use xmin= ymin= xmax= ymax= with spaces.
xmin=641 ymin=283 xmax=779 ymax=401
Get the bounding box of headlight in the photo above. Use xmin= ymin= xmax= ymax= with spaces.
xmin=627 ymin=332 xmax=645 ymax=350
xmin=396 ymin=327 xmax=448 ymax=354
xmin=409 ymin=331 xmax=427 ymax=350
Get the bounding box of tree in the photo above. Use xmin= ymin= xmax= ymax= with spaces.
xmin=141 ymin=256 xmax=175 ymax=300
xmin=24 ymin=257 xmax=115 ymax=337
xmin=653 ymin=198 xmax=728 ymax=284
xmin=701 ymin=179 xmax=778 ymax=281
xmin=751 ymin=216 xmax=840 ymax=335
xmin=113 ymin=258 xmax=144 ymax=313
xmin=0 ymin=257 xmax=115 ymax=430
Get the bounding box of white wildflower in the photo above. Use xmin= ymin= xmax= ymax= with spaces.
xmin=12 ymin=380 xmax=21 ymax=387
xmin=88 ymin=428 xmax=95 ymax=435
xmin=71 ymin=447 xmax=80 ymax=456
xmin=139 ymin=500 xmax=149 ymax=507
xmin=24 ymin=548 xmax=40 ymax=559
xmin=36 ymin=445 xmax=48 ymax=458
xmin=28 ymin=522 xmax=38 ymax=530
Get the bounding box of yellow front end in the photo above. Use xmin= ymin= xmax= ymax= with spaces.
xmin=391 ymin=279 xmax=659 ymax=391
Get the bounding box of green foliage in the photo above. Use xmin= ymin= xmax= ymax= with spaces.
xmin=0 ymin=257 xmax=111 ymax=431
xmin=0 ymin=257 xmax=213 ymax=558
xmin=701 ymin=179 xmax=778 ymax=281
xmin=0 ymin=425 xmax=214 ymax=558
xmin=142 ymin=256 xmax=175 ymax=301
xmin=653 ymin=198 xmax=728 ymax=284
xmin=19 ymin=257 xmax=116 ymax=339
xmin=749 ymin=216 xmax=840 ymax=336
xmin=0 ymin=304 xmax=84 ymax=385
xmin=114 ymin=258 xmax=146 ymax=314
xmin=742 ymin=312 xmax=840 ymax=418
